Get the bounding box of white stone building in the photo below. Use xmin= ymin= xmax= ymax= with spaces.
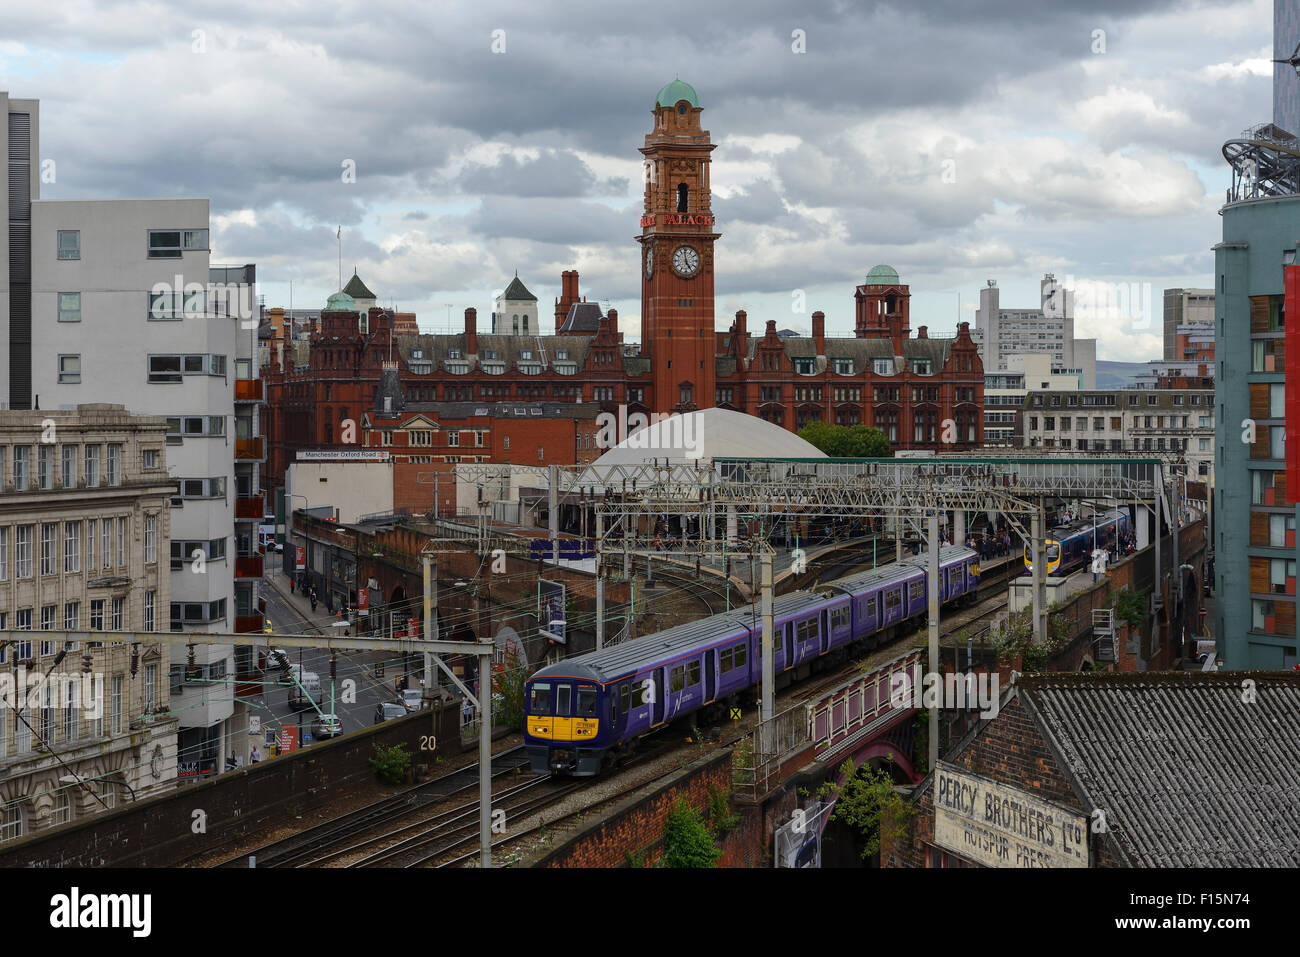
xmin=974 ymin=276 xmax=1098 ymax=388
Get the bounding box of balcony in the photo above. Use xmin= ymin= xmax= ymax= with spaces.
xmin=235 ymin=379 xmax=264 ymax=402
xmin=235 ymin=614 xmax=265 ymax=634
xmin=235 ymin=555 xmax=264 ymax=580
xmin=235 ymin=437 xmax=264 ymax=461
xmin=235 ymin=493 xmax=265 ymax=520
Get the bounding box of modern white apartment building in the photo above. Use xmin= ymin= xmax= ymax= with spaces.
xmin=0 ymin=405 xmax=179 ymax=841
xmin=15 ymin=92 xmax=266 ymax=780
xmin=974 ymin=275 xmax=1098 ymax=388
xmin=983 ymin=353 xmax=1083 ymax=447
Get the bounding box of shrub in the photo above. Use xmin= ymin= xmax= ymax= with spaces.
xmin=370 ymin=742 xmax=411 ymax=785
xmin=661 ymin=796 xmax=721 ymax=868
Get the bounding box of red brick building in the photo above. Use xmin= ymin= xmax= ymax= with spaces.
xmin=260 ymin=80 xmax=984 ymax=494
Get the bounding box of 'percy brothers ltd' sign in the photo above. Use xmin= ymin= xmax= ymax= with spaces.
xmin=932 ymin=762 xmax=1089 ymax=868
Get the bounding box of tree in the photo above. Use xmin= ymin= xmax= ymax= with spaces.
xmin=797 ymin=422 xmax=891 ymax=458
xmin=821 ymin=759 xmax=915 ymax=861
xmin=490 ymin=646 xmax=530 ymax=732
xmin=661 ymin=796 xmax=722 ymax=867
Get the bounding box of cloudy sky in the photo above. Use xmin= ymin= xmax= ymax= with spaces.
xmin=0 ymin=0 xmax=1278 ymax=359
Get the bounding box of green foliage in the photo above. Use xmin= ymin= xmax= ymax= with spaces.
xmin=912 ymin=710 xmax=929 ymax=777
xmin=706 ymin=786 xmax=741 ymax=835
xmin=797 ymin=422 xmax=891 ymax=458
xmin=661 ymin=796 xmax=722 ymax=868
xmin=992 ymin=608 xmax=1072 ymax=672
xmin=821 ymin=759 xmax=915 ymax=860
xmin=732 ymin=737 xmax=755 ymax=788
xmin=1112 ymin=588 xmax=1149 ymax=632
xmin=490 ymin=646 xmax=531 ymax=732
xmin=625 ymin=849 xmax=646 ymax=868
xmin=369 ymin=742 xmax=411 ymax=785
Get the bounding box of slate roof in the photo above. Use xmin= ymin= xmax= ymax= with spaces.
xmin=746 ymin=335 xmax=954 ymax=365
xmin=388 ymin=400 xmax=601 ymax=421
xmin=557 ymin=301 xmax=604 ymax=334
xmin=396 ymin=333 xmax=594 ymax=369
xmin=1017 ymin=671 xmax=1300 ymax=867
xmin=342 ymin=272 xmax=376 ymax=299
xmin=500 ymin=275 xmax=537 ymax=301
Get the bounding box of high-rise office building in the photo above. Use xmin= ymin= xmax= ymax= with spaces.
xmin=974 ymin=275 xmax=1097 ymax=388
xmin=1162 ymin=288 xmax=1215 ymax=361
xmin=1276 ymin=0 xmax=1300 ymax=135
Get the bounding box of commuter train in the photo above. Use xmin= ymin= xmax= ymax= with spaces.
xmin=1022 ymin=508 xmax=1131 ymax=576
xmin=524 ymin=546 xmax=980 ymax=776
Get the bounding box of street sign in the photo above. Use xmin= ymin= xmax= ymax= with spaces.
xmin=249 ymin=716 xmax=261 ymax=735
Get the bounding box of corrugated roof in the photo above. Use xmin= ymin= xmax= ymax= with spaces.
xmin=1018 ymin=671 xmax=1300 ymax=867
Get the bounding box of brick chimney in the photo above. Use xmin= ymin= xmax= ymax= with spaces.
xmin=917 ymin=325 xmax=928 ymax=339
xmin=606 ymin=307 xmax=618 ymax=337
xmin=555 ymin=269 xmax=581 ymax=328
xmin=465 ymin=307 xmax=477 ymax=355
xmin=735 ymin=309 xmax=747 ymax=341
xmin=812 ymin=310 xmax=825 ymax=353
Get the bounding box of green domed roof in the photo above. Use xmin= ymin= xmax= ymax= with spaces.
xmin=656 ymin=79 xmax=700 ymax=108
xmin=324 ymin=291 xmax=356 ymax=312
xmin=865 ymin=264 xmax=899 ymax=285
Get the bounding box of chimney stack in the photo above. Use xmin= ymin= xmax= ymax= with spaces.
xmin=606 ymin=307 xmax=618 ymax=337
xmin=812 ymin=310 xmax=825 ymax=353
xmin=465 ymin=307 xmax=477 ymax=354
xmin=917 ymin=325 xmax=928 ymax=339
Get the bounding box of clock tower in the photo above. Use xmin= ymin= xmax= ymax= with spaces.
xmin=639 ymin=79 xmax=718 ymax=414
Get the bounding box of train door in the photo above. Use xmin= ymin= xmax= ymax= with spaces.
xmin=553 ymin=682 xmax=573 ymax=740
xmin=783 ymin=622 xmax=793 ymax=669
xmin=704 ymin=651 xmax=716 ymax=703
xmin=819 ymin=610 xmax=828 ymax=654
xmin=651 ymin=669 xmax=666 ymax=726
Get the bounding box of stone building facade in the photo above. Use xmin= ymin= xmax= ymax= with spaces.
xmin=0 ymin=404 xmax=179 ymax=843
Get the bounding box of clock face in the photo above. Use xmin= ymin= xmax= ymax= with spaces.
xmin=672 ymin=245 xmax=700 ymax=278
xmin=644 ymin=246 xmax=654 ymax=279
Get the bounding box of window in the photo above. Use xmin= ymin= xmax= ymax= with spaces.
xmin=40 ymin=523 xmax=57 ymax=575
xmin=145 ymin=591 xmax=155 ymax=632
xmin=148 ymin=288 xmax=204 ymax=320
xmin=62 ymin=521 xmax=80 ymax=572
xmin=110 ymin=675 xmax=123 ymax=733
xmin=410 ymin=430 xmax=431 ymax=447
xmin=58 ymin=292 xmax=81 ymax=322
xmin=0 ymin=527 xmax=7 ymax=581
xmin=556 ymin=685 xmax=571 ymax=716
xmin=13 ymin=445 xmax=29 ymax=490
xmin=111 ymin=596 xmax=124 ymax=631
xmin=147 ymin=229 xmax=208 ymax=258
xmin=37 ymin=445 xmax=51 ymax=489
xmin=84 ymin=445 xmax=99 ymax=487
xmin=106 ymin=444 xmax=121 ymax=486
xmin=57 ymin=230 xmax=80 ymax=260
xmin=0 ymin=805 xmax=22 ymax=843
xmin=15 ymin=526 xmax=32 ymax=578
xmin=90 ymin=600 xmax=105 ymax=631
xmin=448 ymin=432 xmax=460 ymax=447
xmin=670 ymin=666 xmax=685 ymax=693
xmin=64 ymin=602 xmax=79 ymax=631
xmin=145 ymin=664 xmax=157 ymax=712
xmin=147 ymin=354 xmax=225 ymax=382
xmin=61 ymin=445 xmax=76 ymax=487
xmin=144 ymin=514 xmax=156 ymax=563
xmin=734 ymin=643 xmax=747 ymax=669
xmin=101 ymin=520 xmax=110 ymax=569
xmin=873 ymin=358 xmax=894 ymax=375
xmin=58 ymin=355 xmax=81 ymax=384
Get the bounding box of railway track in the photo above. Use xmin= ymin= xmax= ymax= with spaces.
xmin=214 ymin=745 xmax=534 ymax=868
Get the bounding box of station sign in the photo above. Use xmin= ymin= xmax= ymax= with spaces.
xmin=295 ymin=449 xmax=391 ymax=461
xmin=932 ymin=762 xmax=1088 ymax=868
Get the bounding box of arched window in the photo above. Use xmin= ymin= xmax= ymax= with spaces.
xmin=677 ymin=183 xmax=689 ymax=213
xmin=513 ymin=317 xmax=519 ymax=335
xmin=523 ymin=316 xmax=529 ymax=334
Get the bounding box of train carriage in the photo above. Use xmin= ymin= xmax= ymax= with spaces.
xmin=1023 ymin=508 xmax=1131 ymax=576
xmin=524 ymin=545 xmax=981 ymax=776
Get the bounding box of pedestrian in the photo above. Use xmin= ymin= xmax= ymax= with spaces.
xmin=289 ymin=577 xmax=295 ymax=595
xmin=251 ymin=745 xmax=262 ymax=763
xmin=310 ymin=588 xmax=318 ymax=613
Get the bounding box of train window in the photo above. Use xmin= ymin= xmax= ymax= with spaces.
xmin=576 ymin=689 xmax=598 ymax=717
xmin=557 ymin=685 xmax=571 ymax=715
xmin=885 ymin=590 xmax=900 ymax=612
xmin=1047 ymin=545 xmax=1060 ymax=560
xmin=734 ymin=643 xmax=747 ymax=668
xmin=620 ymin=683 xmax=630 ymax=715
xmin=721 ymin=647 xmax=733 ymax=673
xmin=529 ymin=683 xmax=551 ymax=713
xmin=630 ymin=681 xmax=647 ymax=708
xmin=687 ymin=660 xmax=700 ymax=686
xmin=670 ymin=666 xmax=685 ymax=693
xmin=908 ymin=582 xmax=923 ymax=602
xmin=798 ymin=619 xmax=817 ymax=643
xmin=831 ymin=606 xmax=849 ymax=630
xmin=864 ymin=597 xmax=876 ymax=618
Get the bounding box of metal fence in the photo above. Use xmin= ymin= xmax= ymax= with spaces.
xmin=733 ymin=703 xmax=808 ymax=802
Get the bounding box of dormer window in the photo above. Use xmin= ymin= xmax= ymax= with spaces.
xmin=555 ymin=350 xmax=568 ymax=360
xmin=520 ymin=350 xmax=533 ymax=360
xmin=412 ymin=349 xmax=423 ymax=359
xmin=872 ymin=358 xmax=895 ymax=376
xmin=909 ymin=359 xmax=932 ymax=375
xmin=833 ymin=358 xmax=854 ymax=375
xmin=484 ymin=349 xmax=498 ymax=360
xmin=793 ymin=357 xmax=816 ymax=375
xmin=448 ymin=349 xmax=462 ymax=360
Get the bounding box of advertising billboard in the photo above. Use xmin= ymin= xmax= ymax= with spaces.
xmin=539 ymin=580 xmax=566 ymax=645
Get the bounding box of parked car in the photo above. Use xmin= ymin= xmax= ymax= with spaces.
xmin=401 ymin=688 xmax=424 ymax=712
xmin=375 ymin=702 xmax=406 ymax=724
xmin=312 ymin=713 xmax=343 ymax=739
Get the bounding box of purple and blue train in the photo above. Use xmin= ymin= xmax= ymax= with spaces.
xmin=524 ymin=545 xmax=980 ymax=776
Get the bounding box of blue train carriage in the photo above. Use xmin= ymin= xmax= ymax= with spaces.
xmin=1023 ymin=508 xmax=1131 ymax=575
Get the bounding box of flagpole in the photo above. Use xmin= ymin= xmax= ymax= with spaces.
xmin=337 ymin=226 xmax=342 ymax=291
